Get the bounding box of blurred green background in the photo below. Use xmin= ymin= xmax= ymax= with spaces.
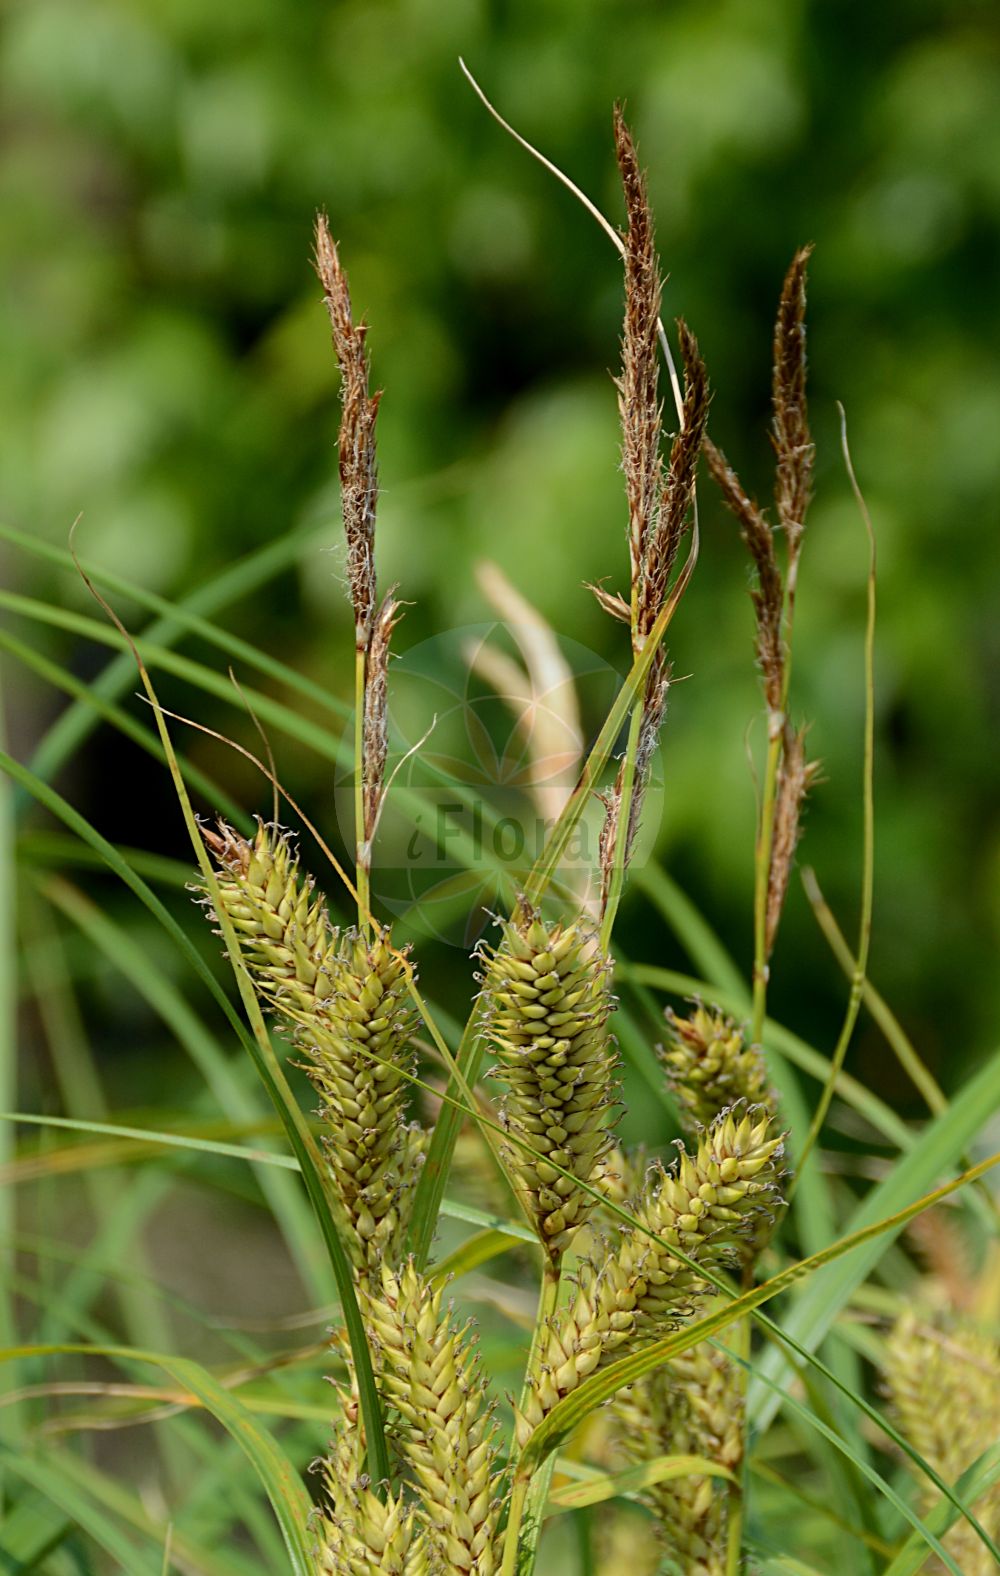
xmin=3 ymin=0 xmax=1000 ymax=1121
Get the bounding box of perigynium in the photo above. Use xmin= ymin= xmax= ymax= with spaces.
xmin=202 ymin=818 xmax=423 ymax=1273
xmin=659 ymin=1003 xmax=770 ymax=1133
xmin=516 ymin=1108 xmax=784 ymax=1441
xmin=614 ymin=1340 xmax=742 ymax=1576
xmin=480 ymin=909 xmax=618 ymax=1263
xmin=317 ymin=1421 xmax=431 ymax=1575
xmin=884 ymin=1312 xmax=1000 ymax=1576
xmin=362 ymin=1261 xmax=506 ymax=1574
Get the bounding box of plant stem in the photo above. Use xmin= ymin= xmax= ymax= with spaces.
xmin=801 ymin=867 xmax=943 ymax=1114
xmin=522 ymin=1260 xmax=562 ymax=1400
xmin=751 ymin=538 xmax=801 ymax=1046
xmin=791 ymin=410 xmax=876 ymax=1188
xmin=353 ymin=642 xmax=369 ymax=932
xmin=750 ymin=713 xmax=783 ymax=1046
xmin=600 ymin=695 xmax=644 ymax=951
xmin=0 ymin=677 xmax=19 ymax=1470
xmin=724 ymin=1298 xmax=752 ymax=1575
xmin=501 ymin=1472 xmax=533 ymax=1576
xmin=508 ymin=1260 xmax=563 ymax=1575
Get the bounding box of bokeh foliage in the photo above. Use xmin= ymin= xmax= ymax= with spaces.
xmin=3 ymin=0 xmax=999 ymax=1103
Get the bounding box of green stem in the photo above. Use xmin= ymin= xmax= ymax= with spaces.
xmin=0 ymin=673 xmax=19 ymax=1472
xmin=501 ymin=1473 xmax=533 ymax=1576
xmin=723 ymin=1295 xmax=752 ymax=1576
xmin=801 ymin=866 xmax=942 ymax=1114
xmin=509 ymin=1261 xmax=563 ymax=1575
xmin=599 ymin=695 xmax=644 ymax=951
xmin=791 ymin=410 xmax=875 ymax=1189
xmin=750 ymin=716 xmax=784 ymax=1046
xmin=751 ymin=548 xmax=800 ymax=1047
xmin=521 ymin=1261 xmax=562 ymax=1402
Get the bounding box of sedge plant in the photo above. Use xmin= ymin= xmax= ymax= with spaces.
xmin=2 ymin=81 xmax=999 ymax=1576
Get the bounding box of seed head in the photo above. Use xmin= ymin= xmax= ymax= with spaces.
xmin=885 ymin=1312 xmax=1000 ymax=1575
xmin=364 ymin=1261 xmax=505 ymax=1574
xmin=202 ymin=821 xmax=422 ymax=1272
xmin=314 ymin=213 xmax=379 ymax=647
xmin=317 ymin=1422 xmax=430 ymax=1575
xmin=517 ymin=1108 xmax=784 ymax=1441
xmin=660 ymin=1003 xmax=771 ymax=1133
xmin=480 ymin=911 xmax=619 ymax=1262
xmin=772 ymin=245 xmax=815 ymax=559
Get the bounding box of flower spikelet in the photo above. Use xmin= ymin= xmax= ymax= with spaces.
xmin=364 ymin=1261 xmax=504 ymax=1574
xmin=614 ymin=1340 xmax=742 ymax=1576
xmin=517 ymin=1109 xmax=784 ymax=1441
xmin=660 ymin=1004 xmax=770 ymax=1133
xmin=480 ymin=911 xmax=619 ymax=1262
xmin=300 ymin=928 xmax=421 ymax=1263
xmin=202 ymin=821 xmax=422 ymax=1270
xmin=316 ymin=1422 xmax=432 ymax=1575
xmin=885 ymin=1312 xmax=1000 ymax=1575
xmin=203 ymin=819 xmax=340 ymax=1014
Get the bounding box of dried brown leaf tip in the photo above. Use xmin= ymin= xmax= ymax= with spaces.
xmin=772 ymin=244 xmax=815 ymax=560
xmin=314 ymin=211 xmax=379 ymax=647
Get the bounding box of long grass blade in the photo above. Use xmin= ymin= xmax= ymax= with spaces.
xmin=0 ymin=626 xmax=249 ymax=829
xmin=545 ymin=1455 xmax=737 ymax=1516
xmin=0 ymin=734 xmax=387 ymax=1485
xmin=0 ymin=516 xmax=331 ymax=800
xmin=882 ymin=1441 xmax=1000 ymax=1576
xmin=0 ymin=679 xmax=19 ymax=1466
xmin=0 ymin=1344 xmax=314 ymax=1574
xmin=748 ymin=1039 xmax=1000 ymax=1431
